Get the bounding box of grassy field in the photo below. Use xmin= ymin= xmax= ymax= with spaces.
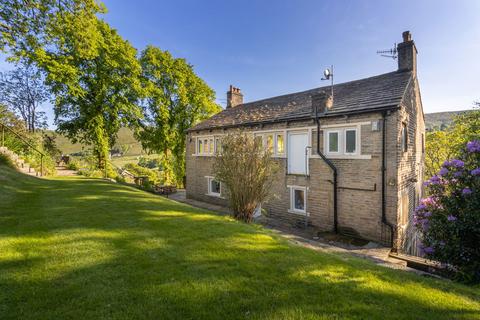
xmin=0 ymin=163 xmax=479 ymax=319
xmin=52 ymin=127 xmax=144 ymax=156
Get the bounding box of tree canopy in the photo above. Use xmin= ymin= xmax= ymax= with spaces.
xmin=50 ymin=20 xmax=143 ymax=167
xmin=0 ymin=0 xmax=105 ymax=61
xmin=137 ymin=45 xmax=220 ymax=184
xmin=426 ymin=105 xmax=480 ymax=178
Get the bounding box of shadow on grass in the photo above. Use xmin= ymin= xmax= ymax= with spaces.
xmin=0 ymin=169 xmax=479 ymax=319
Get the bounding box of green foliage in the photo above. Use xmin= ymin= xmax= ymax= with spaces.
xmin=213 ymin=133 xmax=279 ymax=223
xmin=66 ymin=159 xmax=80 ymax=171
xmin=1 ymin=0 xmax=106 ymax=60
xmin=137 ymin=45 xmax=221 ymax=186
xmin=0 ymin=104 xmax=26 ymax=133
xmin=138 ymin=156 xmax=161 ymax=169
xmin=42 ymin=133 xmax=61 ymax=158
xmin=46 ymin=19 xmax=143 ymax=169
xmin=0 ymin=153 xmax=14 ymax=168
xmin=72 ymin=152 xmax=117 ymax=179
xmin=123 ymin=162 xmax=160 ymax=185
xmin=425 ymin=106 xmax=480 ymax=179
xmin=2 ymin=1 xmax=142 ymax=170
xmin=416 ymin=141 xmax=480 ymax=283
xmin=0 ymin=107 xmax=56 ymax=175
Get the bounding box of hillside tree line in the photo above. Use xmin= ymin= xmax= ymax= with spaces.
xmin=0 ymin=0 xmax=220 ymax=185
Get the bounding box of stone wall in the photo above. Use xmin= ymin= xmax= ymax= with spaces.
xmin=395 ymin=77 xmax=426 ymax=252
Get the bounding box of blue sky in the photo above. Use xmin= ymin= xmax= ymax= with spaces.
xmin=1 ymin=0 xmax=479 ymax=126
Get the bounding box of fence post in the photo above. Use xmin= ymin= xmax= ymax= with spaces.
xmin=41 ymin=154 xmax=44 ymax=177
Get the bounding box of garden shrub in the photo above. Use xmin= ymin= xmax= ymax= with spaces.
xmin=415 ymin=140 xmax=480 ymax=283
xmin=0 ymin=154 xmax=14 ymax=168
xmin=213 ymin=133 xmax=279 ymax=223
xmin=1 ymin=125 xmax=56 ymax=176
xmin=74 ymin=152 xmax=118 ymax=179
xmin=123 ymin=163 xmax=160 ymax=185
xmin=66 ymin=159 xmax=80 ymax=171
xmin=138 ymin=156 xmax=161 ymax=169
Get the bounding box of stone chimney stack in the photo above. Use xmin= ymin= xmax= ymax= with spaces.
xmin=397 ymin=31 xmax=417 ymax=75
xmin=226 ymin=85 xmax=243 ymax=108
xmin=311 ymin=91 xmax=333 ymax=115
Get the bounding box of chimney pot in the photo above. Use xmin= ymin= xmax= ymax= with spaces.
xmin=402 ymin=31 xmax=412 ymax=42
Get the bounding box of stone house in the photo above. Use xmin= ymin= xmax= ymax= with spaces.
xmin=185 ymin=31 xmax=425 ymax=250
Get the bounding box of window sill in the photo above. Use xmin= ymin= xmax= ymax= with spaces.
xmin=205 ymin=193 xmax=224 ymax=199
xmin=288 ymin=209 xmax=309 ymax=216
xmin=311 ymin=154 xmax=372 ymax=160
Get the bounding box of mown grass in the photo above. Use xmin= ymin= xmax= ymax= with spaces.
xmin=0 ymin=164 xmax=479 ymax=319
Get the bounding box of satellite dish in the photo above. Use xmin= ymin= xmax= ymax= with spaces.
xmin=323 ymin=68 xmax=331 ymax=79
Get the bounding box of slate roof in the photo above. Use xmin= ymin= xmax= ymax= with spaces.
xmin=189 ymin=70 xmax=412 ymax=131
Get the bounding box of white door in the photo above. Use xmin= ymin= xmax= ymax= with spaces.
xmin=288 ymin=132 xmax=309 ymax=174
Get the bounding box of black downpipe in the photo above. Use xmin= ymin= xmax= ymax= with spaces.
xmin=381 ymin=111 xmax=396 ymax=248
xmin=314 ymin=105 xmax=338 ymax=233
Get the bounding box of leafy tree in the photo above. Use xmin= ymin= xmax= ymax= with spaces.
xmin=415 ymin=140 xmax=480 ymax=283
xmin=0 ymin=63 xmax=48 ymax=132
xmin=46 ymin=20 xmax=143 ymax=168
xmin=425 ymin=130 xmax=457 ymax=179
xmin=425 ymin=104 xmax=480 ymax=179
xmin=0 ymin=104 xmax=25 ymax=131
xmin=1 ymin=1 xmax=141 ymax=168
xmin=137 ymin=45 xmax=220 ymax=186
xmin=0 ymin=0 xmax=105 ymax=61
xmin=213 ymin=133 xmax=279 ymax=223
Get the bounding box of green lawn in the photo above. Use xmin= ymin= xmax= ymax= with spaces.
xmin=0 ymin=164 xmax=479 ymax=319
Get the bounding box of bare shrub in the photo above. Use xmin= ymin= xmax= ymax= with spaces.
xmin=213 ymin=133 xmax=278 ymax=223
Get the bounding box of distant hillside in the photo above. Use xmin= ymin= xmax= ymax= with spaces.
xmin=424 ymin=110 xmax=471 ymax=131
xmin=52 ymin=127 xmax=144 ymax=156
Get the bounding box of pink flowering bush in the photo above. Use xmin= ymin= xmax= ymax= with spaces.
xmin=415 ymin=140 xmax=480 ymax=282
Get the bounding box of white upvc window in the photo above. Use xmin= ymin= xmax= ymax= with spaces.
xmin=204 ymin=138 xmax=210 ymax=154
xmin=195 ymin=136 xmax=219 ymax=156
xmin=325 ymin=127 xmax=359 ymax=156
xmin=266 ymin=134 xmax=274 ymax=154
xmin=206 ymin=176 xmax=221 ymax=197
xmin=276 ymin=133 xmax=285 ymax=155
xmin=215 ymin=137 xmax=222 ymax=154
xmin=327 ymin=130 xmax=340 ymax=154
xmin=344 ymin=128 xmax=357 ymax=155
xmin=254 ymin=131 xmax=286 ymax=157
xmin=288 ymin=185 xmax=307 ymax=214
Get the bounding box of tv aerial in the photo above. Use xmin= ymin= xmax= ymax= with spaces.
xmin=376 ymin=44 xmax=397 ymax=59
